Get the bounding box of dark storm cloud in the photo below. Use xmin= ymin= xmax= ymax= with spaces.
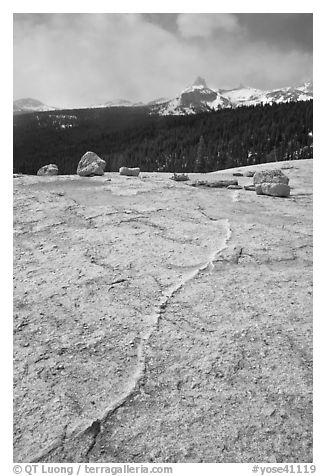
xmin=13 ymin=13 xmax=313 ymax=108
xmin=236 ymin=13 xmax=313 ymax=52
xmin=142 ymin=13 xmax=179 ymax=33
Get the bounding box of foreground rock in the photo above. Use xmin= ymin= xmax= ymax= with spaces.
xmin=37 ymin=164 xmax=58 ymax=176
xmin=119 ymin=167 xmax=140 ymax=176
xmin=77 ymin=152 xmax=106 ymax=176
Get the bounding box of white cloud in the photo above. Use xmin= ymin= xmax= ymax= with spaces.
xmin=177 ymin=13 xmax=240 ymax=38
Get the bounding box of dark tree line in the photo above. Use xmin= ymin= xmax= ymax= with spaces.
xmin=13 ymin=100 xmax=313 ymax=175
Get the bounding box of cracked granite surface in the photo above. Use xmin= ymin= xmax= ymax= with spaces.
xmin=13 ymin=160 xmax=312 ymax=463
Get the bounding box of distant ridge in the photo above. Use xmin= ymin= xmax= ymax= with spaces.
xmin=13 ymin=78 xmax=313 ymax=115
xmin=13 ymin=98 xmax=57 ymax=113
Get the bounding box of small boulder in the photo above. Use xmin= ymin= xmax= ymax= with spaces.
xmin=77 ymin=151 xmax=106 ymax=176
xmin=119 ymin=167 xmax=140 ymax=177
xmin=253 ymin=169 xmax=289 ymax=185
xmin=243 ymin=170 xmax=255 ymax=177
xmin=37 ymin=164 xmax=58 ymax=176
xmin=261 ymin=183 xmax=290 ymax=197
xmin=170 ymin=173 xmax=189 ymax=182
xmin=244 ymin=185 xmax=256 ymax=191
xmin=227 ymin=185 xmax=242 ymax=190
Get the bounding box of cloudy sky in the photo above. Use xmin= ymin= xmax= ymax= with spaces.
xmin=13 ymin=13 xmax=313 ymax=108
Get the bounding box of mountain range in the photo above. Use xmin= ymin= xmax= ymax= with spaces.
xmin=13 ymin=77 xmax=313 ymax=115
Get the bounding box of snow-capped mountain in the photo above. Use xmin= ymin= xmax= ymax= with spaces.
xmin=151 ymin=78 xmax=313 ymax=116
xmin=13 ymin=98 xmax=57 ymax=113
xmin=151 ymin=77 xmax=232 ymax=115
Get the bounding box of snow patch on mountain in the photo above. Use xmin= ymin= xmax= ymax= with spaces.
xmin=222 ymin=86 xmax=267 ymax=106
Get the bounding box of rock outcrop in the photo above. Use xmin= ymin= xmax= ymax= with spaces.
xmin=77 ymin=152 xmax=106 ymax=177
xmin=37 ymin=164 xmax=58 ymax=176
xmin=13 ymin=159 xmax=313 ymax=463
xmin=119 ymin=167 xmax=140 ymax=177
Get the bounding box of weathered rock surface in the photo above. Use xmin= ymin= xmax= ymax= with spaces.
xmin=37 ymin=164 xmax=59 ymax=176
xmin=119 ymin=167 xmax=140 ymax=176
xmin=13 ymin=160 xmax=312 ymax=463
xmin=77 ymin=152 xmax=106 ymax=176
xmin=261 ymin=182 xmax=291 ymax=197
xmin=253 ymin=169 xmax=289 ymax=185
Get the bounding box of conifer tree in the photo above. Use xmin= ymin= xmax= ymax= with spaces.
xmin=194 ymin=135 xmax=207 ymax=172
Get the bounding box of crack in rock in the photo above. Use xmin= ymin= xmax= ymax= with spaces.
xmin=84 ymin=420 xmax=102 ymax=461
xmin=29 ymin=218 xmax=232 ymax=462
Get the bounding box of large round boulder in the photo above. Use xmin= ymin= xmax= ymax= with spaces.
xmin=77 ymin=152 xmax=106 ymax=177
xmin=253 ymin=169 xmax=289 ymax=185
xmin=37 ymin=164 xmax=58 ymax=176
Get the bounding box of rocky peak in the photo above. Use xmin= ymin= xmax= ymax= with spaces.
xmin=192 ymin=77 xmax=207 ymax=88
